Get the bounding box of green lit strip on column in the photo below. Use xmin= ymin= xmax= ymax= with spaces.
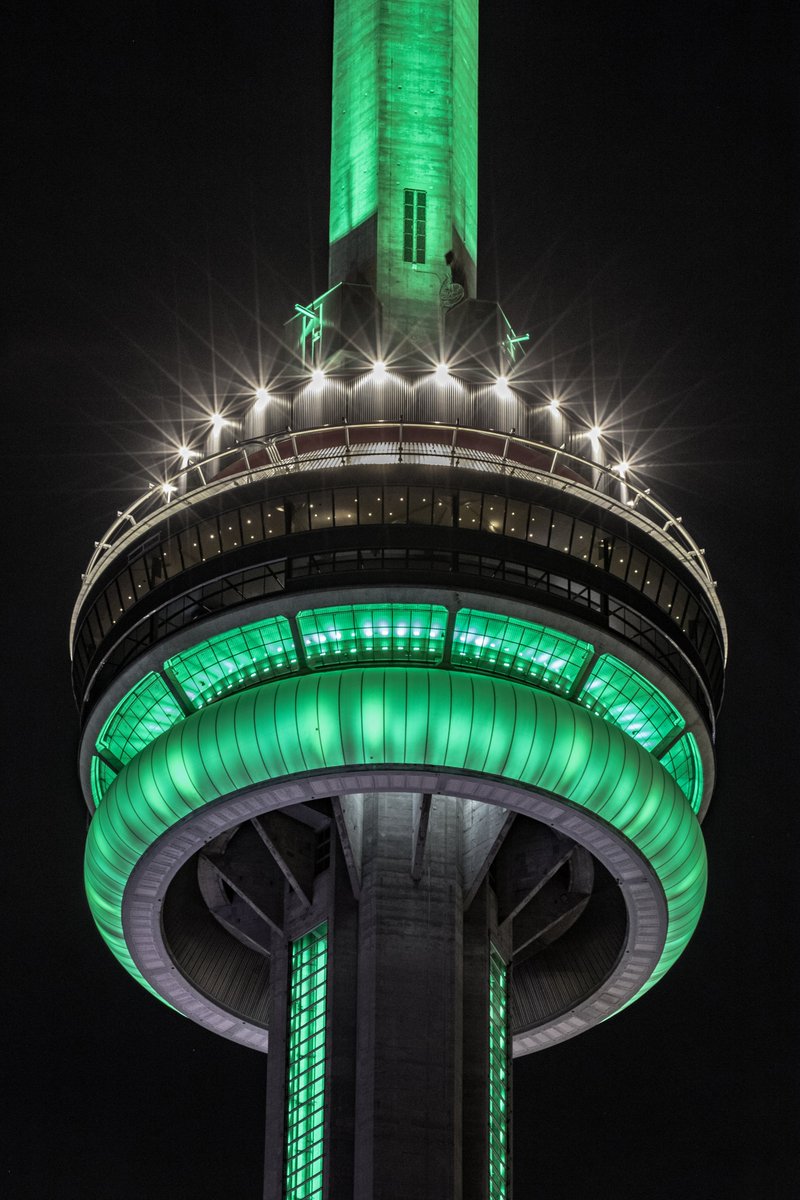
xmin=577 ymin=654 xmax=685 ymax=751
xmin=164 ymin=615 xmax=297 ymax=709
xmin=488 ymin=947 xmax=509 ymax=1200
xmin=297 ymin=603 xmax=447 ymax=667
xmin=659 ymin=732 xmax=704 ymax=814
xmin=85 ymin=668 xmax=706 ymax=1014
xmin=453 ymin=609 xmax=591 ymax=691
xmin=96 ymin=671 xmax=184 ymax=766
xmin=286 ymin=924 xmax=328 ymax=1200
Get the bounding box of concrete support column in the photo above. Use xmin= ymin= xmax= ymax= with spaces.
xmin=353 ymin=793 xmax=464 ymax=1200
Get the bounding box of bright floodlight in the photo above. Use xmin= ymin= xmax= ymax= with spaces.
xmin=178 ymin=445 xmax=192 ymax=467
xmin=614 ymin=459 xmax=630 ymax=478
xmin=434 ymin=362 xmax=450 ymax=386
xmin=548 ymin=396 xmax=561 ymax=413
xmin=161 ymin=482 xmax=177 ymax=498
xmin=495 ymin=375 xmax=512 ymax=400
xmin=589 ymin=425 xmax=602 ymax=443
xmin=255 ymin=387 xmax=270 ymax=409
xmin=371 ymin=360 xmax=388 ymax=384
xmin=210 ymin=413 xmax=226 ymax=432
xmin=311 ymin=367 xmax=326 ymax=389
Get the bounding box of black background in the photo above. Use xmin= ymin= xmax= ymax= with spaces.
xmin=4 ymin=2 xmax=797 ymax=1197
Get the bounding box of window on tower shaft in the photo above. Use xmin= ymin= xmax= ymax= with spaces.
xmin=403 ymin=189 xmax=426 ymax=263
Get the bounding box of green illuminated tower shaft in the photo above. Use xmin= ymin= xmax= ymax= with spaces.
xmin=329 ymin=0 xmax=478 ymax=338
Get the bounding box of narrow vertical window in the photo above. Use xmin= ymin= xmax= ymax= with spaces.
xmin=403 ymin=189 xmax=427 ymax=263
xmin=285 ymin=923 xmax=328 ymax=1200
xmin=488 ymin=947 xmax=509 ymax=1200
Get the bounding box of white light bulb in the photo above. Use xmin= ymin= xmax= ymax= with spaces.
xmin=495 ymin=375 xmax=511 ymax=399
xmin=311 ymin=368 xmax=326 ymax=389
xmin=434 ymin=362 xmax=450 ymax=386
xmin=372 ymin=360 xmax=388 ymax=383
xmin=254 ymin=387 xmax=270 ymax=408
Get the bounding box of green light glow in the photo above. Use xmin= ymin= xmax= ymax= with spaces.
xmin=577 ymin=654 xmax=685 ymax=752
xmin=488 ymin=947 xmax=508 ymax=1200
xmin=659 ymin=732 xmax=704 ymax=814
xmin=329 ymin=0 xmax=478 ymax=329
xmin=286 ymin=924 xmax=328 ymax=1200
xmin=90 ymin=756 xmax=117 ymax=808
xmin=297 ymin=603 xmax=448 ymax=668
xmin=96 ymin=672 xmax=184 ymax=766
xmin=164 ymin=616 xmax=297 ymax=709
xmin=85 ymin=667 xmax=706 ymax=1014
xmin=453 ymin=609 xmax=592 ymax=692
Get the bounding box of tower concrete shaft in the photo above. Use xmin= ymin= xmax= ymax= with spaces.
xmin=329 ymin=0 xmax=478 ymax=337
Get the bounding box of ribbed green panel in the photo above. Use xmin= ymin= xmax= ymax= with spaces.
xmin=285 ymin=925 xmax=328 ymax=1200
xmin=90 ymin=756 xmax=117 ymax=808
xmin=96 ymin=672 xmax=183 ymax=765
xmin=297 ymin=603 xmax=447 ymax=668
xmin=577 ymin=654 xmax=685 ymax=752
xmin=453 ymin=609 xmax=592 ymax=692
xmin=488 ymin=947 xmax=508 ymax=1200
xmin=660 ymin=732 xmax=704 ymax=814
xmin=85 ymin=668 xmax=706 ymax=1012
xmin=163 ymin=616 xmax=297 ymax=709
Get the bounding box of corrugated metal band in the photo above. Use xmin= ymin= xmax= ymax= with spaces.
xmin=85 ymin=667 xmax=705 ymax=1019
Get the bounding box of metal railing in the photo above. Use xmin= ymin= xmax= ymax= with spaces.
xmin=70 ymin=423 xmax=727 ymax=657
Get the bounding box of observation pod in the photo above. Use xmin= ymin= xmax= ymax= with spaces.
xmin=70 ymin=3 xmax=727 ymax=1199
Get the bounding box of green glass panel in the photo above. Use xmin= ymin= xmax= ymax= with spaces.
xmin=453 ymin=609 xmax=592 ymax=692
xmin=660 ymin=732 xmax=704 ymax=814
xmin=286 ymin=924 xmax=328 ymax=1200
xmin=488 ymin=947 xmax=508 ymax=1200
xmin=96 ymin=672 xmax=183 ymax=766
xmin=297 ymin=603 xmax=447 ymax=669
xmin=90 ymin=756 xmax=117 ymax=808
xmin=577 ymin=654 xmax=685 ymax=752
xmin=163 ymin=615 xmax=297 ymax=709
xmin=84 ymin=667 xmax=706 ymax=1019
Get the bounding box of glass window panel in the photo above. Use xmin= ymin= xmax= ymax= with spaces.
xmin=96 ymin=671 xmax=184 ymax=765
xmin=240 ymin=503 xmax=265 ymax=542
xmin=682 ymin=596 xmax=699 ymax=635
xmin=160 ymin=535 xmax=184 ymax=578
xmin=383 ymin=485 xmax=407 ymax=523
xmin=289 ymin=495 xmax=310 ymax=533
xmin=504 ymin=500 xmax=528 ymax=539
xmin=308 ymin=490 xmax=333 ymax=530
xmin=219 ymin=511 xmax=242 ymax=552
xmin=198 ymin=516 xmax=220 ymax=558
xmin=589 ymin=530 xmax=610 ymax=568
xmin=459 ymin=491 xmax=482 ymax=528
xmin=452 ymin=609 xmax=593 ymax=693
xmin=164 ymin=615 xmax=298 ymax=709
xmin=481 ymin=496 xmax=506 ymax=534
xmin=333 ymin=487 xmax=359 ymax=526
xmin=178 ymin=526 xmax=202 ymax=567
xmin=609 ymin=540 xmax=631 ymax=579
xmin=577 ymin=653 xmax=685 ymax=752
xmin=642 ymin=561 xmax=663 ymax=602
xmin=298 ymin=603 xmax=448 ymax=669
xmin=570 ymin=519 xmax=593 ymax=559
xmin=659 ymin=732 xmax=704 ymax=814
xmin=90 ymin=756 xmax=117 ymax=808
xmin=358 ymin=487 xmax=383 ymax=524
xmin=407 ymin=486 xmax=434 ymax=524
xmin=627 ymin=548 xmax=648 ymax=588
xmin=262 ymin=501 xmax=285 ymax=537
xmin=432 ymin=489 xmax=454 ymax=525
xmin=671 ymin=585 xmax=689 ymax=624
xmin=657 ymin=571 xmax=677 ymax=611
xmin=548 ymin=511 xmax=573 ymax=553
xmin=527 ymin=504 xmax=550 ymax=545
xmin=129 ymin=555 xmax=150 ymax=599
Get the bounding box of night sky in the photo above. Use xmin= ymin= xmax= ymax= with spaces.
xmin=5 ymin=2 xmax=796 ymax=1197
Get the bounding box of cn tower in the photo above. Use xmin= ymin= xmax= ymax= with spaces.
xmin=70 ymin=2 xmax=727 ymax=1197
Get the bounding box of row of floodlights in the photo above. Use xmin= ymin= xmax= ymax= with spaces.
xmin=163 ymin=361 xmax=630 ymax=494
